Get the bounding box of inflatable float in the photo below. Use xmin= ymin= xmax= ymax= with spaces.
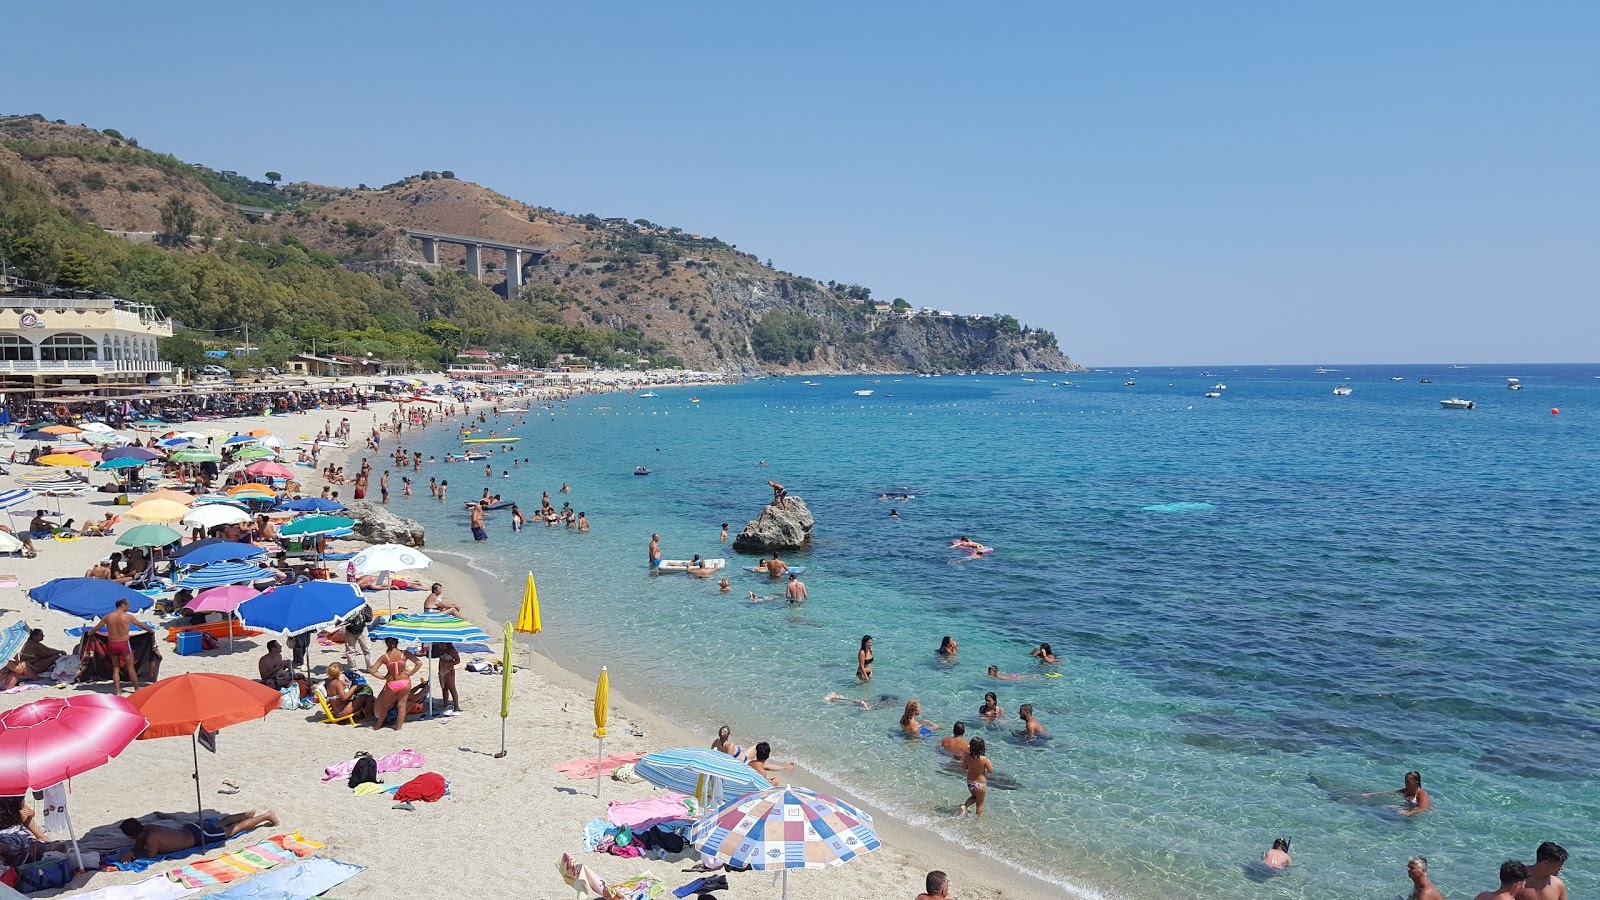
xmin=657 ymin=558 xmax=726 ymax=573
xmin=951 ymin=541 xmax=994 ymax=556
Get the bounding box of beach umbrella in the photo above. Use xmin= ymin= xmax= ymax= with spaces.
xmin=79 ymin=431 xmax=121 ymax=446
xmin=634 ymin=747 xmax=772 ymax=801
xmin=37 ymin=454 xmax=90 ymax=468
xmin=154 ymin=437 xmax=191 ymax=449
xmin=174 ymin=562 xmax=278 ymax=591
xmin=0 ymin=694 xmax=149 ymax=869
xmin=125 ymin=499 xmax=190 ymax=523
xmin=77 ymin=422 xmax=115 ymax=433
xmin=0 ymin=531 xmax=23 ymax=553
xmin=257 ymin=435 xmax=284 ymax=449
xmin=690 ymin=786 xmax=882 ymax=899
xmin=516 ymin=572 xmax=542 ymax=635
xmin=246 ymin=429 xmax=273 ymax=438
xmin=238 ymin=581 xmax=364 ymax=637
xmin=189 ymin=585 xmax=260 ymax=615
xmin=103 ymin=447 xmax=159 ymax=462
xmin=276 ymin=498 xmax=347 ymax=513
xmin=173 ymin=538 xmax=263 ymax=564
xmin=51 ymin=442 xmax=93 ymax=452
xmin=191 ymin=493 xmax=244 ymax=506
xmin=37 ymin=425 xmax=80 ymax=435
xmin=132 ymin=490 xmax=195 ymax=507
xmin=224 ymin=489 xmax=275 ymax=504
xmin=0 ymin=489 xmax=37 ymax=513
xmin=181 ymin=505 xmax=252 ymax=530
xmin=95 ymin=457 xmax=146 ymax=470
xmin=350 ymin=544 xmax=432 ymax=576
xmin=227 ymin=483 xmax=274 ymax=497
xmin=222 ymin=436 xmax=258 ymax=447
xmin=233 ymin=447 xmax=277 ymax=462
xmin=70 ymin=450 xmax=103 ymax=463
xmin=279 ymin=515 xmax=355 ymax=538
xmin=169 ymin=449 xmax=222 ymax=464
xmin=126 ymin=673 xmax=280 ymax=844
xmin=115 ymin=523 xmax=183 ymax=548
xmin=28 ymin=578 xmax=153 ymax=618
xmin=244 ymin=461 xmax=292 ymax=479
xmin=594 ymin=666 xmax=609 ymax=799
xmin=495 ymin=621 xmax=512 ymax=759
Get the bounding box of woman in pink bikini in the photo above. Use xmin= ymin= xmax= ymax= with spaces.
xmin=369 ymin=637 xmax=420 ymax=731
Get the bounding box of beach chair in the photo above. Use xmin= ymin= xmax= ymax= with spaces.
xmin=81 ymin=515 xmax=119 ymax=537
xmin=313 ymin=686 xmax=356 ymax=725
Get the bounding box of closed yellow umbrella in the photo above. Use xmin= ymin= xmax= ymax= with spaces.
xmin=125 ymin=498 xmax=190 ymax=522
xmin=515 ymin=572 xmax=541 ymax=634
xmin=494 ymin=621 xmax=513 ymax=759
xmin=38 ymin=454 xmax=91 ymax=468
xmin=594 ymin=666 xmax=609 ymax=799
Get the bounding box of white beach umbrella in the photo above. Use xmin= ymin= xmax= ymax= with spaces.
xmin=181 ymin=505 xmax=252 ymax=530
xmin=0 ymin=531 xmax=23 ymax=553
xmin=77 ymin=423 xmax=116 ymax=433
xmin=350 ymin=544 xmax=432 ymax=576
xmin=257 ymin=435 xmax=284 ymax=449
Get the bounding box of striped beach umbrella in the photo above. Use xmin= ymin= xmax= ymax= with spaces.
xmin=633 ymin=747 xmax=772 ymax=799
xmin=0 ymin=489 xmax=37 ymax=512
xmin=690 ymin=786 xmax=882 ymax=899
xmin=173 ymin=561 xmax=278 ymax=590
xmin=367 ymin=611 xmax=489 ymax=645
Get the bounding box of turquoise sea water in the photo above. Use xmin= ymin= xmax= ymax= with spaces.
xmin=390 ymin=364 xmax=1599 ymax=899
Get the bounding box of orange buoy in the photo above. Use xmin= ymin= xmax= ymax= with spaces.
xmin=1551 ymin=408 xmax=1560 ymax=415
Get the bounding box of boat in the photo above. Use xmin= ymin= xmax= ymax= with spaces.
xmin=1124 ymin=379 xmax=1136 ymax=386
xmin=1204 ymin=391 xmax=1222 ymax=399
xmin=853 ymin=390 xmax=874 ymax=396
xmin=1440 ymin=398 xmax=1476 ymax=410
xmin=462 ymin=436 xmax=520 ymax=444
xmin=638 ymin=391 xmax=659 ymax=398
xmin=1333 ymin=385 xmax=1353 ymax=396
xmin=446 ymin=451 xmax=490 ymax=462
xmin=1212 ymin=383 xmax=1227 ymax=390
xmin=1391 ymin=376 xmax=1404 ymax=381
xmin=801 ymin=381 xmax=819 ymax=386
xmin=1507 ymin=378 xmax=1522 ymax=390
xmin=1418 ymin=378 xmax=1432 ymax=384
xmin=633 ymin=467 xmax=651 ymax=476
xmin=657 ymin=558 xmax=726 ymax=573
xmin=690 ymin=398 xmax=700 ymax=403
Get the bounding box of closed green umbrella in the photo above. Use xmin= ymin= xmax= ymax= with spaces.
xmin=115 ymin=523 xmax=183 ymax=548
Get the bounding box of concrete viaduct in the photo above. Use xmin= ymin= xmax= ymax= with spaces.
xmin=404 ymin=229 xmax=549 ymax=293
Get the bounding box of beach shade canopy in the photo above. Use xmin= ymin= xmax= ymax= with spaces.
xmin=174 ymin=561 xmax=278 ymax=590
xmin=349 ymin=543 xmax=432 ymax=576
xmin=227 ymin=483 xmax=276 ymax=497
xmin=153 ymin=437 xmax=191 ymax=449
xmin=0 ymin=489 xmax=37 ymax=512
xmin=233 ymin=447 xmax=276 ymax=462
xmin=277 ymin=498 xmax=347 ymax=513
xmin=222 ymin=435 xmax=259 ymax=446
xmin=0 ymin=531 xmax=23 ymax=553
xmin=238 ymin=581 xmax=364 ymax=635
xmin=690 ymin=786 xmax=881 ymax=899
xmin=29 ymin=578 xmax=154 ymax=618
xmin=79 ymin=432 xmax=121 ymax=446
xmin=257 ymin=435 xmax=284 ymax=449
xmin=189 ymin=584 xmax=261 ymax=615
xmin=102 ymin=447 xmax=160 ymax=462
xmin=125 ymin=499 xmax=191 ymax=522
xmin=169 ymin=449 xmax=222 ymax=463
xmin=37 ymin=425 xmax=81 ymax=436
xmin=279 ymin=515 xmax=356 ymax=538
xmin=115 ymin=523 xmax=183 ymax=548
xmin=180 ymin=505 xmax=252 ymax=530
xmin=0 ymin=694 xmax=148 ymax=794
xmin=368 ymin=611 xmax=489 ymax=645
xmin=634 ymin=747 xmax=771 ymax=798
xmin=173 ymin=537 xmax=265 ymax=564
xmin=127 ymin=673 xmax=278 ymax=740
xmin=96 ymin=457 xmax=146 ymax=470
xmin=37 ymin=454 xmax=90 ymax=468
xmin=246 ymin=429 xmax=273 ymax=438
xmin=71 ymin=450 xmax=104 ymax=464
xmin=132 ymin=490 xmax=196 ymax=507
xmin=77 ymin=422 xmax=116 ymax=434
xmin=243 ymin=461 xmax=293 ymax=479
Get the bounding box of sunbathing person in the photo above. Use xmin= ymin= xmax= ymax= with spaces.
xmin=118 ymin=810 xmax=278 ymax=861
xmin=422 ymin=583 xmax=461 ymax=616
xmin=0 ymin=629 xmax=65 ymax=690
xmin=323 ymin=662 xmax=373 ymax=721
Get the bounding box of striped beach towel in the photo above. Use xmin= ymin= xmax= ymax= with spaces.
xmin=0 ymin=621 xmax=30 ymax=665
xmin=164 ymin=833 xmax=323 ymax=888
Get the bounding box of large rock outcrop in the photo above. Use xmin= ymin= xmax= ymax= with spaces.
xmin=348 ymin=501 xmax=426 ymax=548
xmin=732 ymin=496 xmax=814 ymax=552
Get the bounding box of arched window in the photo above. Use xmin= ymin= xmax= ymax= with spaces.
xmin=0 ymin=334 xmax=34 ymax=361
xmin=39 ymin=333 xmax=98 ymax=362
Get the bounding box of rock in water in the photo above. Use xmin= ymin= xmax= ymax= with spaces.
xmin=348 ymin=500 xmax=427 ymax=548
xmin=733 ymin=495 xmax=814 ymax=552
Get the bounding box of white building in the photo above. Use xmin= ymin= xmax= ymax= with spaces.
xmin=0 ymin=289 xmax=174 ymax=388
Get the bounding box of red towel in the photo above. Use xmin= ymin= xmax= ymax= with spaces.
xmin=394 ymin=771 xmax=446 ymax=803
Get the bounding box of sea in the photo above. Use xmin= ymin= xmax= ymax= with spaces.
xmin=387 ymin=363 xmax=1600 ymax=899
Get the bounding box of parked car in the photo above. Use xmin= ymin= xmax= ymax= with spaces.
xmin=200 ymin=365 xmax=231 ymax=376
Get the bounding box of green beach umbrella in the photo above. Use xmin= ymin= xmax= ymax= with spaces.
xmin=115 ymin=523 xmax=183 ymax=548
xmin=278 ymin=515 xmax=355 ymax=538
xmin=170 ymin=449 xmax=222 ymax=463
xmin=233 ymin=447 xmax=276 ymax=461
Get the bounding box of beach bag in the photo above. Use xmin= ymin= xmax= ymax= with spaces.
xmin=278 ymin=684 xmax=300 ymax=711
xmin=346 ymin=605 xmax=371 ymax=636
xmin=348 ymin=753 xmax=379 ymax=789
xmin=200 ymin=632 xmax=219 ymax=651
xmin=15 ymin=856 xmax=72 ymax=892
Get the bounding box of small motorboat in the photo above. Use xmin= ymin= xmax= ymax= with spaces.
xmin=1391 ymin=376 xmax=1405 ymax=381
xmin=1333 ymin=385 xmax=1353 ymax=396
xmin=853 ymin=390 xmax=874 ymax=396
xmin=1212 ymin=383 xmax=1227 ymax=390
xmin=1507 ymin=378 xmax=1522 ymax=390
xmin=1204 ymin=391 xmax=1222 ymax=399
xmin=633 ymin=467 xmax=651 ymax=476
xmin=1124 ymin=379 xmax=1136 ymax=386
xmin=1418 ymin=378 xmax=1432 ymax=384
xmin=639 ymin=391 xmax=659 ymax=398
xmin=1440 ymin=398 xmax=1476 ymax=410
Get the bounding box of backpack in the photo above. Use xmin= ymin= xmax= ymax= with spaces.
xmin=348 ymin=752 xmax=379 ymax=789
xmin=345 ymin=605 xmax=372 ymax=636
xmin=15 ymin=856 xmax=72 ymax=893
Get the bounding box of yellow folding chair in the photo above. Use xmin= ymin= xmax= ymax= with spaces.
xmin=314 ymin=687 xmax=356 ymax=725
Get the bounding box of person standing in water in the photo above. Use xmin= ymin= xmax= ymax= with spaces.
xmin=1363 ymin=770 xmax=1430 ymax=815
xmin=469 ymin=502 xmax=488 ymax=542
xmin=1262 ymin=838 xmax=1292 ymax=869
xmin=1407 ymin=857 xmax=1447 ymax=900
xmin=648 ymin=533 xmax=661 ymax=570
xmin=958 ymin=736 xmax=993 ymax=817
xmin=785 ymin=573 xmax=807 ymax=604
xmin=1515 ymin=842 xmax=1567 ymax=900
xmin=857 ymin=635 xmax=874 ymax=682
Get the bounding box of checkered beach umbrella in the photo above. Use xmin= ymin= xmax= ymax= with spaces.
xmin=689 ymin=785 xmax=881 ymax=899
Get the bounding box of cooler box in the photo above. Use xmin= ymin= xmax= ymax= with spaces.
xmin=174 ymin=631 xmax=204 ymax=656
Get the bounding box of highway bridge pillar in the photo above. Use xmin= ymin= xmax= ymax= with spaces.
xmin=505 ymin=248 xmax=523 ymax=293
xmin=464 ymin=243 xmax=482 ymax=278
xmin=420 ymin=237 xmax=437 ymax=265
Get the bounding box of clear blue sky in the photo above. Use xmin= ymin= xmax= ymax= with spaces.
xmin=4 ymin=2 xmax=1596 ymax=365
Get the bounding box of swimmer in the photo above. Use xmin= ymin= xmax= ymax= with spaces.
xmin=957 ymin=736 xmax=993 ymax=817
xmin=857 ymin=636 xmax=874 ymax=682
xmin=1017 ymin=703 xmax=1048 ymax=741
xmin=1362 ymin=770 xmax=1430 ymax=815
xmin=1263 ymin=837 xmax=1292 ymax=869
xmin=889 ymin=508 xmax=899 ymax=519
xmin=824 ymin=692 xmax=870 ymax=710
xmin=718 ymin=577 xmax=731 ymax=593
xmin=939 ymin=721 xmax=970 ymax=758
xmin=900 ymin=699 xmax=938 ymax=738
xmin=1031 ymin=643 xmax=1059 ymax=665
xmin=978 ymin=691 xmax=1004 ymax=721
xmin=987 ymin=665 xmax=1040 ymax=681
xmin=748 ymin=591 xmax=783 ymax=604
xmin=720 ymin=522 xmax=728 ymax=542
xmin=937 ymin=635 xmax=958 ymax=657
xmin=1518 ymin=841 xmax=1568 ymax=900
xmin=785 ymin=573 xmax=807 ymax=604
xmin=952 ymin=535 xmax=983 ymax=552
xmin=1408 ymin=857 xmax=1446 ymax=900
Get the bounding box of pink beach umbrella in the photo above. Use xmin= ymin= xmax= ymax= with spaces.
xmin=71 ymin=449 xmax=104 ymax=463
xmin=189 ymin=585 xmax=262 ymax=648
xmin=244 ymin=461 xmax=293 ymax=479
xmin=0 ymin=694 xmax=149 ymax=868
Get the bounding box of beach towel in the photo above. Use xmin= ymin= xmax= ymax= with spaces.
xmin=108 ymin=831 xmax=319 ymax=875
xmin=61 ymin=874 xmax=197 ymax=900
xmin=164 ymin=841 xmax=295 ymax=889
xmin=0 ymin=621 xmax=29 ymax=665
xmin=556 ymin=751 xmax=647 ymax=780
xmin=210 ymin=857 xmax=364 ymax=900
xmin=610 ymin=871 xmax=665 ymax=900
xmin=393 ymin=772 xmax=446 ymax=803
xmin=607 ymin=794 xmax=691 ymax=830
xmin=37 ymin=783 xmax=70 ymax=838
xmin=321 ymin=748 xmax=425 ymax=783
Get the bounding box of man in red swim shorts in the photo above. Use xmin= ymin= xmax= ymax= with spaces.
xmin=93 ymin=598 xmax=153 ymax=695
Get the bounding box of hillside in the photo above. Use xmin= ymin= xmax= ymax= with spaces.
xmin=0 ymin=114 xmax=1080 ymax=373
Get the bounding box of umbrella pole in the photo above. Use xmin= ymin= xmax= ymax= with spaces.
xmin=595 ymin=736 xmax=603 ymax=800
xmin=66 ymin=810 xmax=84 ymax=872
xmin=191 ymin=733 xmax=205 ymax=848
xmin=783 ymin=868 xmax=788 ymax=900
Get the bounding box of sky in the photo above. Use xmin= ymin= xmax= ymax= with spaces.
xmin=3 ymin=2 xmax=1596 ymax=365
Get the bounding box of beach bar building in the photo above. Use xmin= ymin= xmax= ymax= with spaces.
xmin=0 ymin=281 xmax=173 ymax=390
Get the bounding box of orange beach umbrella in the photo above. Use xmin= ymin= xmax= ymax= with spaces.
xmin=132 ymin=490 xmax=196 ymax=507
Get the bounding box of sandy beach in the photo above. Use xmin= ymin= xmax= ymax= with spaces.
xmin=0 ymin=380 xmax=1059 ymax=900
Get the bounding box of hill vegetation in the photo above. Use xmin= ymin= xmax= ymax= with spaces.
xmin=0 ymin=114 xmax=1079 ymax=373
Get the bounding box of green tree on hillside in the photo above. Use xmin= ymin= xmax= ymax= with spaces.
xmin=265 ymin=171 xmax=281 ymax=186
xmin=751 ymin=312 xmax=822 ymax=364
xmin=158 ymin=333 xmax=208 ymax=371
xmin=158 ymin=196 xmax=197 ymax=246
xmin=54 ymin=248 xmax=96 ymax=289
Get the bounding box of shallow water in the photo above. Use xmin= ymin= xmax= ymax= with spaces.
xmin=388 ymin=364 xmax=1600 ymax=899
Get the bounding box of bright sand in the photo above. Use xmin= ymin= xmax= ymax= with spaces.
xmin=0 ymin=389 xmax=1060 ymax=899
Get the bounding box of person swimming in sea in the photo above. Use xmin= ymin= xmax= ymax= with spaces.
xmin=901 ymin=699 xmax=939 ymax=738
xmin=1262 ymin=837 xmax=1292 ymax=870
xmin=979 ymin=691 xmax=1004 ymax=721
xmin=987 ymin=665 xmax=1040 ymax=681
xmin=940 ymin=721 xmax=970 ymax=758
xmin=1017 ymin=703 xmax=1049 ymax=741
xmin=1031 ymin=643 xmax=1059 ymax=664
xmin=1362 ymin=770 xmax=1430 ymax=815
xmin=937 ymin=635 xmax=958 ymax=658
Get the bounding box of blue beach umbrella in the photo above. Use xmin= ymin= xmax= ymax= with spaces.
xmin=368 ymin=612 xmax=489 ymax=645
xmin=634 ymin=747 xmax=772 ymax=801
xmin=29 ymin=578 xmax=154 ymax=619
xmin=237 ymin=581 xmax=364 ymax=636
xmin=172 ymin=539 xmax=266 ymax=566
xmin=173 ymin=562 xmax=278 ymax=590
xmin=222 ymin=435 xmax=258 ymax=446
xmin=276 ymin=498 xmax=348 ymax=513
xmin=102 ymin=447 xmax=160 ymax=462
